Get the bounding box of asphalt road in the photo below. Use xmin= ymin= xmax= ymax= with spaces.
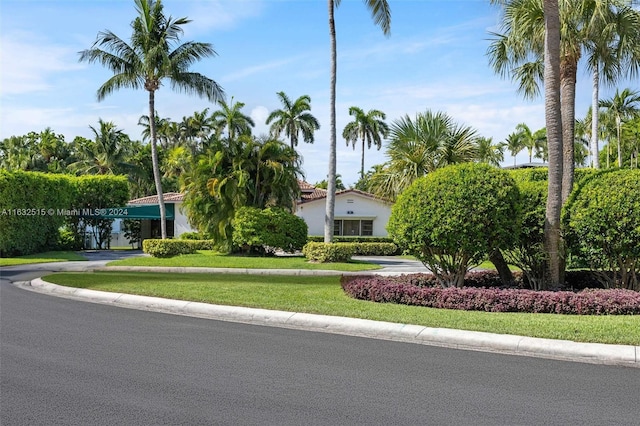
xmin=2 ymin=262 xmax=640 ymax=425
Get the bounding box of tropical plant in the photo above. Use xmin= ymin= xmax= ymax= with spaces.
xmin=79 ymin=0 xmax=224 ymax=239
xmin=181 ymin=136 xmax=303 ymax=249
xmin=325 ymin=0 xmax=391 ymax=243
xmin=314 ymin=174 xmax=346 ymax=191
xmin=504 ymin=131 xmax=524 ymax=166
xmin=515 ymin=123 xmax=546 ymax=162
xmin=543 ymin=0 xmax=564 ymax=288
xmin=69 ymin=119 xmax=134 ymax=175
xmin=367 ymin=110 xmax=479 ymax=201
xmin=266 ymin=91 xmax=320 ymax=151
xmin=474 ymin=137 xmax=505 ymax=166
xmin=599 ymin=88 xmax=640 ymax=167
xmin=342 ymin=106 xmax=389 ymax=178
xmin=583 ymin=2 xmax=640 ymax=169
xmin=211 ymin=97 xmax=254 ymax=140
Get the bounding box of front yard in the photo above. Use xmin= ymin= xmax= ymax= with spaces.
xmin=42 ymin=271 xmax=640 ymax=346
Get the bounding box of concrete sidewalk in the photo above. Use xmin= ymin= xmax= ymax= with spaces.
xmin=20 ymin=267 xmax=640 ymax=368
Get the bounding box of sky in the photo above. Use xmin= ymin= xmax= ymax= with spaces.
xmin=1 ymin=0 xmax=638 ymax=187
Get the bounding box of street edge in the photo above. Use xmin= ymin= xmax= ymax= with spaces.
xmin=23 ymin=278 xmax=640 ymax=368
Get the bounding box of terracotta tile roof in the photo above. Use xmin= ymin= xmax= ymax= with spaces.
xmin=300 ymin=187 xmax=327 ymax=201
xmin=297 ymin=188 xmax=391 ymax=204
xmin=128 ymin=192 xmax=184 ymax=205
xmin=298 ymin=180 xmax=316 ymax=192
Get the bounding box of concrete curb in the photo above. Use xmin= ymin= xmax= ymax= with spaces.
xmin=25 ymin=278 xmax=640 ymax=368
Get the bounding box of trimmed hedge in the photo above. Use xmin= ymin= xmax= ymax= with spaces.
xmin=307 ymin=236 xmax=395 ymax=243
xmin=387 ymin=163 xmax=520 ymax=288
xmin=352 ymin=242 xmax=398 ymax=256
xmin=563 ymin=169 xmax=640 ymax=290
xmin=0 ymin=171 xmax=75 ymax=256
xmin=302 ymin=242 xmax=356 ymax=263
xmin=341 ymin=275 xmax=640 ymax=315
xmin=143 ymin=239 xmax=215 ymax=257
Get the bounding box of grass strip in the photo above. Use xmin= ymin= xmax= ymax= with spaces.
xmin=107 ymin=250 xmax=380 ymax=272
xmin=0 ymin=251 xmax=87 ymax=266
xmin=43 ymin=271 xmax=640 ymax=346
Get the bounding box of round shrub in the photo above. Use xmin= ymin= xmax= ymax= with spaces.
xmin=387 ymin=163 xmax=520 ymax=287
xmin=503 ymin=180 xmax=548 ymax=290
xmin=563 ymin=169 xmax=640 ymax=290
xmin=233 ymin=207 xmax=308 ymax=255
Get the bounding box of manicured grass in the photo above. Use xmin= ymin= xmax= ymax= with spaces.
xmin=43 ymin=271 xmax=640 ymax=345
xmin=107 ymin=250 xmax=381 ymax=272
xmin=0 ymin=251 xmax=87 ymax=267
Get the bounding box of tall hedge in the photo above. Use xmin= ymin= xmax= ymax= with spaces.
xmin=66 ymin=175 xmax=129 ymax=249
xmin=563 ymin=169 xmax=640 ymax=290
xmin=0 ymin=171 xmax=75 ymax=256
xmin=387 ymin=163 xmax=520 ymax=288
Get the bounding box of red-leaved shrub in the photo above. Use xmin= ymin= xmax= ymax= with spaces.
xmin=341 ymin=275 xmax=640 ymax=315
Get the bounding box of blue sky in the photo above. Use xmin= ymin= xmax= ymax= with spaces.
xmin=0 ymin=0 xmax=635 ymax=186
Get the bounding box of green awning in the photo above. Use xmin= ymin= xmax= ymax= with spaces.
xmin=80 ymin=204 xmax=175 ymax=219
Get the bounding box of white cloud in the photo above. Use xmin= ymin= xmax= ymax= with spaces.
xmin=0 ymin=32 xmax=83 ymax=96
xmin=250 ymin=105 xmax=270 ymax=135
xmin=180 ymin=0 xmax=266 ymax=34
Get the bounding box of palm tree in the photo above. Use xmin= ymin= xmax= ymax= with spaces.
xmin=475 ymin=137 xmax=505 ymax=166
xmin=70 ymin=119 xmax=133 ymax=175
xmin=368 ymin=110 xmax=478 ymax=201
xmin=325 ymin=0 xmax=391 ymax=243
xmin=342 ymin=107 xmax=389 ymax=178
xmin=211 ymin=97 xmax=254 ymax=140
xmin=583 ymin=2 xmax=640 ymax=169
xmin=515 ymin=123 xmax=546 ymax=162
xmin=181 ymin=135 xmax=302 ymax=248
xmin=504 ymin=132 xmax=524 ymax=166
xmin=266 ymin=91 xmax=320 ymax=151
xmin=488 ymin=0 xmax=640 ymax=202
xmin=79 ymin=0 xmax=224 ymax=239
xmin=599 ymin=88 xmax=640 ymax=167
xmin=543 ymin=0 xmax=564 ymax=287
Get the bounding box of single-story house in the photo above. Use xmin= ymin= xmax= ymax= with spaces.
xmin=127 ymin=192 xmax=191 ymax=239
xmin=123 ymin=182 xmax=394 ymax=241
xmin=296 ymin=182 xmax=393 ymax=237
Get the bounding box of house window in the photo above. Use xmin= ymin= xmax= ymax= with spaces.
xmin=333 ymin=219 xmax=374 ymax=236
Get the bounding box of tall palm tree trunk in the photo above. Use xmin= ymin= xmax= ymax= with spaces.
xmin=543 ymin=0 xmax=564 ymax=288
xmin=591 ymin=66 xmax=600 ymax=169
xmin=616 ymin=116 xmax=623 ymax=167
xmin=148 ymin=90 xmax=167 ymax=239
xmin=325 ymin=0 xmax=337 ymax=243
xmin=360 ymin=137 xmax=366 ymax=179
xmin=560 ymin=60 xmax=576 ymax=204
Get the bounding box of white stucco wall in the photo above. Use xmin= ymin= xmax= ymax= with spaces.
xmin=174 ymin=202 xmax=195 ymax=237
xmin=295 ymin=192 xmax=393 ymax=237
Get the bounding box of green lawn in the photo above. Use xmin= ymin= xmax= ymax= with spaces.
xmin=0 ymin=251 xmax=87 ymax=267
xmin=107 ymin=250 xmax=381 ymax=272
xmin=43 ymin=271 xmax=640 ymax=346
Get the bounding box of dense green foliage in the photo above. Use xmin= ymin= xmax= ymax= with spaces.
xmin=0 ymin=171 xmax=75 ymax=256
xmin=387 ymin=163 xmax=520 ymax=287
xmin=307 ymin=236 xmax=395 ymax=243
xmin=503 ymin=180 xmax=548 ymax=290
xmin=66 ymin=175 xmax=129 ymax=249
xmin=302 ymin=242 xmax=356 ymax=263
xmin=181 ymin=136 xmax=303 ymax=248
xmin=563 ymin=169 xmax=640 ymax=290
xmin=232 ymin=207 xmax=308 ymax=255
xmin=142 ymin=239 xmax=215 ymax=257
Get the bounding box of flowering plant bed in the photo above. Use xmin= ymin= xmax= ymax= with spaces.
xmin=341 ymin=274 xmax=640 ymax=315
